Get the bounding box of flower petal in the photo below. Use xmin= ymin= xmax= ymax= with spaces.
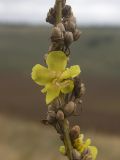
xmin=60 ymin=68 xmax=71 ymax=80
xmin=45 ymin=83 xmax=61 ymax=104
xmin=31 ymin=64 xmax=55 ymax=86
xmin=74 ymin=134 xmax=84 ymax=150
xmin=70 ymin=65 xmax=81 ymax=78
xmin=46 ymin=51 xmax=67 ymax=71
xmin=60 ymin=65 xmax=81 ymax=80
xmin=80 ymin=138 xmax=91 ymax=153
xmin=61 ymin=80 xmax=74 ymax=94
xmin=41 ymin=87 xmax=47 ymax=93
xmin=88 ymin=146 xmax=98 ymax=160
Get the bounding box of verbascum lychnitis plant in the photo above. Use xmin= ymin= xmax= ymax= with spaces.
xmin=31 ymin=0 xmax=98 ymax=160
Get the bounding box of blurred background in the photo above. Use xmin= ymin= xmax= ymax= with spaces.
xmin=0 ymin=0 xmax=120 ymax=160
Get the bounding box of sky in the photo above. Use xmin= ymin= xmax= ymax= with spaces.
xmin=0 ymin=0 xmax=120 ymax=26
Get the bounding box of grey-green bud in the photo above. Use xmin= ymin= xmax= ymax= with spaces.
xmin=73 ymin=29 xmax=81 ymax=41
xmin=64 ymin=101 xmax=75 ymax=116
xmin=62 ymin=0 xmax=66 ymax=8
xmin=57 ymin=23 xmax=65 ymax=32
xmin=56 ymin=110 xmax=64 ymax=121
xmin=62 ymin=5 xmax=72 ymax=17
xmin=70 ymin=125 xmax=80 ymax=140
xmin=48 ymin=104 xmax=57 ymax=112
xmin=47 ymin=111 xmax=56 ymax=123
xmin=64 ymin=21 xmax=76 ymax=33
xmin=51 ymin=27 xmax=62 ymax=39
xmin=64 ymin=31 xmax=73 ymax=46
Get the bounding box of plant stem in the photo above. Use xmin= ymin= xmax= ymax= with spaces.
xmin=55 ymin=1 xmax=73 ymax=159
xmin=55 ymin=0 xmax=62 ymax=24
xmin=63 ymin=119 xmax=73 ymax=160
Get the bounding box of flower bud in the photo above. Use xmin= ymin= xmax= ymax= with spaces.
xmin=64 ymin=21 xmax=76 ymax=33
xmin=62 ymin=0 xmax=66 ymax=8
xmin=64 ymin=101 xmax=76 ymax=116
xmin=56 ymin=110 xmax=64 ymax=121
xmin=72 ymin=149 xmax=81 ymax=160
xmin=64 ymin=31 xmax=73 ymax=46
xmin=70 ymin=125 xmax=80 ymax=140
xmin=47 ymin=111 xmax=56 ymax=124
xmin=73 ymin=29 xmax=82 ymax=41
xmin=62 ymin=5 xmax=72 ymax=17
xmin=80 ymin=83 xmax=86 ymax=96
xmin=51 ymin=27 xmax=62 ymax=39
xmin=57 ymin=23 xmax=65 ymax=32
xmin=69 ymin=16 xmax=76 ymax=24
xmin=48 ymin=104 xmax=57 ymax=112
xmin=46 ymin=8 xmax=56 ymax=25
xmin=46 ymin=15 xmax=55 ymax=25
xmin=52 ymin=99 xmax=61 ymax=109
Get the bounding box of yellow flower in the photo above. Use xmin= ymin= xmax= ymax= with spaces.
xmin=73 ymin=134 xmax=98 ymax=160
xmin=31 ymin=51 xmax=81 ymax=104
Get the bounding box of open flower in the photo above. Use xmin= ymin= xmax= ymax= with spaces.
xmin=73 ymin=134 xmax=98 ymax=160
xmin=59 ymin=134 xmax=98 ymax=160
xmin=31 ymin=51 xmax=80 ymax=104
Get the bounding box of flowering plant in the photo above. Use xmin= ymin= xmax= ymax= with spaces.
xmin=31 ymin=0 xmax=98 ymax=160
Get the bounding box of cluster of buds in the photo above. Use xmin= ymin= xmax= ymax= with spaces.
xmin=47 ymin=101 xmax=76 ymax=125
xmin=46 ymin=81 xmax=85 ymax=125
xmin=46 ymin=1 xmax=81 ymax=55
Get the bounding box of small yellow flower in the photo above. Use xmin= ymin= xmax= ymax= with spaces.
xmin=31 ymin=51 xmax=81 ymax=104
xmin=73 ymin=134 xmax=98 ymax=160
